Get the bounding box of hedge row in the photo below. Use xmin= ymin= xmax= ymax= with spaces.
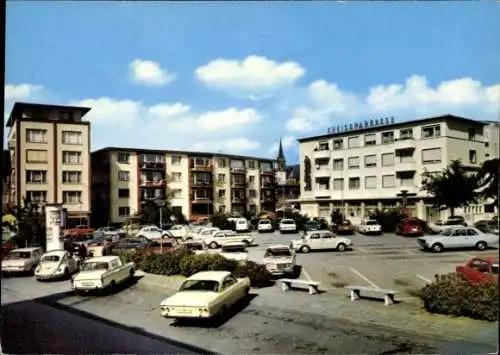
xmin=417 ymin=273 xmax=498 ymax=322
xmin=118 ymin=248 xmax=273 ymax=288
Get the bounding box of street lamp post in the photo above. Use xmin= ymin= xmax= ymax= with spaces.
xmin=156 ymin=200 xmax=166 ymax=229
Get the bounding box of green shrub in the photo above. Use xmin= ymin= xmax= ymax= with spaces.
xmin=235 ymin=261 xmax=273 ymax=288
xmin=419 ymin=273 xmax=499 ymax=321
xmin=369 ymin=208 xmax=407 ymax=232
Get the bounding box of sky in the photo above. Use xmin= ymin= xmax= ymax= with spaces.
xmin=5 ymin=2 xmax=500 ymax=163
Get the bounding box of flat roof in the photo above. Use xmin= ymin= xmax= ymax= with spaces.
xmin=297 ymin=114 xmax=487 ymax=143
xmin=7 ymin=102 xmax=91 ymax=127
xmin=92 ymin=146 xmax=275 ymax=163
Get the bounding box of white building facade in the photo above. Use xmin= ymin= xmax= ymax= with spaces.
xmin=297 ymin=114 xmax=495 ymax=224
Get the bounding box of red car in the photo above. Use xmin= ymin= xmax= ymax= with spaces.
xmin=395 ymin=218 xmax=424 ymax=237
xmin=456 ymin=257 xmax=499 ymax=285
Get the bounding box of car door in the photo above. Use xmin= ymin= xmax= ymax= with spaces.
xmin=451 ymin=228 xmax=469 ymax=248
xmin=308 ymin=232 xmax=322 ymax=250
xmin=219 ymin=275 xmax=240 ymax=307
xmin=321 ymin=231 xmax=336 ymax=250
xmin=466 ymin=228 xmax=482 ymax=247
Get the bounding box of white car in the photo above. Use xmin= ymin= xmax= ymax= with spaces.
xmin=291 ymin=230 xmax=353 ymax=253
xmin=35 ymin=250 xmax=79 ymax=281
xmin=257 ymin=219 xmax=274 ymax=233
xmin=417 ymin=226 xmax=499 ymax=253
xmin=136 ymin=226 xmax=170 ymax=240
xmin=262 ymin=245 xmax=296 ymax=276
xmin=429 ymin=217 xmax=467 ymax=234
xmin=190 ymin=227 xmax=220 ymax=241
xmin=72 ymin=256 xmax=135 ymax=294
xmin=358 ymin=219 xmax=382 ymax=235
xmin=168 ymin=225 xmax=192 ymax=239
xmin=219 ymin=242 xmax=248 ymax=262
xmin=279 ymin=219 xmax=297 ymax=234
xmin=203 ymin=230 xmax=255 ymax=249
xmin=1 ymin=247 xmax=43 ymax=275
xmin=159 ymin=271 xmax=251 ymax=320
xmin=234 ymin=218 xmax=250 ymax=233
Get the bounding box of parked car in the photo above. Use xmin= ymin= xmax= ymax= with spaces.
xmin=279 ymin=219 xmax=297 ymax=234
xmin=168 ymin=225 xmax=192 ymax=239
xmin=429 ymin=216 xmax=467 ymax=234
xmin=148 ymin=238 xmax=181 ymax=254
xmin=136 ymin=226 xmax=171 ymax=240
xmin=63 ymin=225 xmax=95 ymax=238
xmin=110 ymin=237 xmax=152 ymax=254
xmin=262 ymin=245 xmax=296 ymax=276
xmin=159 ymin=271 xmax=251 ymax=320
xmin=72 ymin=255 xmax=135 ymax=294
xmin=395 ymin=218 xmax=425 ymax=237
xmin=456 ymin=257 xmax=499 ymax=284
xmin=291 ymin=230 xmax=353 ymax=253
xmin=474 ymin=220 xmax=499 ymax=235
xmin=203 ymin=230 xmax=255 ymax=249
xmin=193 ymin=227 xmax=221 ymax=241
xmin=304 ymin=221 xmax=321 ymax=232
xmin=257 ymin=219 xmax=274 ymax=233
xmin=416 ymin=226 xmax=499 ymax=253
xmin=358 ymin=219 xmax=382 ymax=235
xmin=1 ymin=247 xmax=43 ymax=275
xmin=86 ymin=236 xmax=117 ymax=257
xmin=332 ymin=220 xmax=356 ymax=235
xmin=182 ymin=240 xmax=208 ymax=254
xmin=218 ymin=242 xmax=248 ymax=262
xmin=234 ymin=218 xmax=250 ymax=233
xmin=35 ymin=250 xmax=79 ymax=281
xmin=95 ymin=226 xmax=121 ymax=236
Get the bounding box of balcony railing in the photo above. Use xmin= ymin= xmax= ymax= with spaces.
xmin=260 ymin=168 xmax=274 ymax=175
xmin=230 ymin=167 xmax=246 ymax=174
xmin=261 ymin=181 xmax=274 ymax=189
xmin=139 ymin=161 xmax=166 ymax=170
xmin=191 ymin=180 xmax=212 ymax=187
xmin=260 ymin=196 xmax=276 ymax=203
xmin=139 ymin=180 xmax=166 ymax=187
xmin=191 ymin=196 xmax=212 ymax=204
xmin=231 ymin=181 xmax=245 ymax=188
xmin=231 ymin=197 xmax=245 ymax=203
xmin=191 ymin=164 xmax=213 ymax=172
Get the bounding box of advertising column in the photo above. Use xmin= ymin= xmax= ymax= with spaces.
xmin=45 ymin=204 xmax=64 ymax=251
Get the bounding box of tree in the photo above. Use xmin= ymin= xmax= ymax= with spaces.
xmin=331 ymin=209 xmax=344 ymax=224
xmin=210 ymin=213 xmax=235 ymax=230
xmin=475 ymin=158 xmax=499 ymax=205
xmin=304 ymin=156 xmax=312 ymax=191
xmin=421 ymin=159 xmax=479 ymax=217
xmin=4 ymin=199 xmax=46 ymax=248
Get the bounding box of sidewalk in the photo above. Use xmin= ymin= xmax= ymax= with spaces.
xmin=137 ymin=271 xmax=498 ymax=347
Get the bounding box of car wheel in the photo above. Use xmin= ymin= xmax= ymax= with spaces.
xmin=476 ymin=241 xmax=487 ymax=251
xmin=300 ymin=245 xmax=311 ymax=253
xmin=337 ymin=243 xmax=346 ymax=252
xmin=209 ymin=242 xmax=219 ymax=249
xmin=431 ymin=243 xmax=443 ymax=253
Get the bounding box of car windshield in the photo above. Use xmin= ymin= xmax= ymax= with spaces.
xmin=259 ymin=220 xmax=270 ymax=225
xmin=41 ymin=255 xmax=61 ymax=262
xmin=281 ymin=220 xmax=295 ymax=225
xmin=221 ymin=246 xmax=246 ymax=253
xmin=81 ymin=262 xmax=109 ymax=271
xmin=4 ymin=251 xmax=31 ymax=259
xmin=366 ymin=221 xmax=378 ymax=225
xmin=265 ymin=248 xmax=292 ymax=257
xmin=179 ymin=280 xmax=219 ymax=292
xmin=341 ymin=221 xmax=351 ymax=226
xmin=492 ymin=264 xmax=499 ymax=274
xmin=186 ymin=243 xmax=203 ymax=250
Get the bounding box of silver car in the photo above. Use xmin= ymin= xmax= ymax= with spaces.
xmin=417 ymin=226 xmax=499 ymax=253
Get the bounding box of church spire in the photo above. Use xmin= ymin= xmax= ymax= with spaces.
xmin=277 ymin=137 xmax=286 ymax=171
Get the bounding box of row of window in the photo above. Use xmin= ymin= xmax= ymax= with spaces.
xmin=25 ymin=149 xmax=83 ymax=164
xmin=25 ymin=190 xmax=82 ymax=204
xmin=25 ymin=170 xmax=82 ymax=184
xmin=26 ymin=129 xmax=83 ymax=145
xmin=315 ymin=174 xmax=414 ymax=191
xmin=117 ymin=171 xmax=273 ymax=184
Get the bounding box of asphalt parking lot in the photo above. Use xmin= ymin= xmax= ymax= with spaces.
xmin=245 ymin=231 xmax=499 ymax=298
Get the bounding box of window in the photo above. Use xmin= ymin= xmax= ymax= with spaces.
xmin=422 ymin=125 xmax=441 ymax=139
xmin=62 ymin=131 xmax=82 ymax=145
xmin=247 ymin=161 xmax=256 ymax=169
xmin=140 ymin=154 xmax=165 ymax=163
xmin=249 ymin=189 xmax=257 ymax=198
xmin=230 ymin=159 xmax=244 ymax=169
xmin=118 ymin=188 xmax=130 ymax=198
xmin=26 ymin=191 xmax=47 ymax=203
xmin=316 ymin=177 xmax=330 ymax=190
xmin=364 ymin=155 xmax=377 ymax=168
xmin=248 ymin=175 xmax=255 ymax=183
xmin=348 ymin=156 xmax=360 ymax=169
xmin=62 ymin=151 xmax=82 ymax=164
xmin=117 ymin=152 xmax=130 ymax=163
xmin=348 ymin=136 xmax=360 ymax=149
xmin=364 ymin=134 xmax=376 ymax=146
xmin=315 ymin=158 xmax=329 ymax=169
xmin=397 ymin=149 xmax=414 ymax=163
xmin=399 ymin=172 xmax=414 ymax=186
xmin=365 ymin=176 xmax=377 ymax=189
xmin=485 ymin=142 xmax=489 ymax=148
xmin=194 ymin=190 xmax=210 ymax=200
xmin=63 ymin=191 xmax=82 ymax=204
xmin=217 ymin=158 xmax=227 ymax=168
xmin=310 ymin=233 xmax=320 ymax=239
xmin=333 ymin=139 xmax=343 ymax=150
xmin=468 ymin=128 xmax=476 ymax=141
xmin=333 ymin=178 xmax=344 ymax=190
xmin=217 ymin=173 xmax=226 ymax=183
xmin=26 ymin=170 xmax=47 ymax=184
xmin=118 ymin=171 xmax=130 ymax=181
xmin=382 ymin=175 xmax=395 ymax=188
xmin=399 ymin=129 xmax=413 ymax=140
xmin=422 ymin=148 xmax=442 ymax=164
xmin=171 ymin=189 xmax=182 ymax=199
xmin=469 ymin=150 xmax=477 ymax=164
xmin=62 ymin=171 xmax=81 ymax=184
xmin=333 ymin=159 xmax=344 ymax=170
xmin=381 ymin=153 xmax=394 ymax=166
xmin=382 ymin=131 xmax=394 ymax=144
xmin=218 ymin=205 xmax=226 ymax=214
xmin=26 ymin=129 xmax=47 ymax=143
xmin=218 ymin=189 xmax=226 ymax=198
xmin=171 ymin=172 xmax=182 ymax=182
xmin=26 ymin=149 xmax=48 ymax=163
xmin=318 ymin=141 xmax=329 ymax=151
xmin=171 ymin=155 xmax=182 ymax=165
xmin=348 ymin=177 xmax=360 ymax=190
xmin=118 ymin=207 xmax=130 ymax=217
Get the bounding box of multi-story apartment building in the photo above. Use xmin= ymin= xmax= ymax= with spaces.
xmin=91 ymin=147 xmax=276 ymax=226
xmin=6 ymin=102 xmax=92 ymax=226
xmin=483 ymin=121 xmax=500 ymax=160
xmin=297 ymin=114 xmax=491 ymax=222
xmin=2 ymin=150 xmax=11 ymax=208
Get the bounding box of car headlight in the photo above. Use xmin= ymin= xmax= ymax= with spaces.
xmin=35 ymin=265 xmax=41 ymax=273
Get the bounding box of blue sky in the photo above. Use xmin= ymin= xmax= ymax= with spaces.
xmin=5 ymin=2 xmax=499 ymax=163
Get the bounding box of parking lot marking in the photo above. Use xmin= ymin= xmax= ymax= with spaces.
xmin=416 ymin=274 xmax=432 ymax=284
xmin=302 ymin=267 xmax=313 ymax=281
xmin=349 ymin=268 xmax=380 ymax=289
xmin=356 ymin=247 xmax=368 ymax=253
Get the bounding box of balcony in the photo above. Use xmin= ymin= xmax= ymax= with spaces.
xmin=261 ymin=181 xmax=274 ymax=189
xmin=231 ymin=181 xmax=246 ymax=188
xmin=314 ymin=168 xmax=331 ymax=178
xmin=394 ymin=161 xmax=417 ymax=172
xmin=139 ymin=161 xmax=166 ymax=170
xmin=191 ymin=180 xmax=212 ymax=188
xmin=312 ymin=149 xmax=331 ymax=159
xmin=140 ymin=195 xmax=166 ymax=203
xmin=230 ymin=167 xmax=246 ymax=174
xmin=139 ymin=180 xmax=166 ymax=187
xmin=396 ymin=185 xmax=419 ymax=195
xmin=260 ymin=196 xmax=276 ymax=204
xmin=393 ymin=138 xmax=416 ymax=151
xmin=260 ymin=168 xmax=274 ymax=175
xmin=232 ymin=196 xmax=245 ymax=204
xmin=314 ymin=189 xmax=331 ymax=198
xmin=191 ymin=164 xmax=213 ymax=172
xmin=191 ymin=196 xmax=212 ymax=204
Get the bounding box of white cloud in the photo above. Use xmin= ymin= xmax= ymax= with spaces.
xmin=129 ymin=59 xmax=176 ymax=86
xmin=4 ymin=83 xmax=44 ymax=102
xmin=285 ymin=75 xmax=500 ymax=132
xmin=149 ymin=103 xmax=191 ymax=118
xmin=68 ymin=97 xmax=141 ymax=125
xmin=269 ymin=135 xmax=296 ymax=154
xmin=197 ymin=108 xmax=263 ymax=131
xmin=195 ymin=55 xmax=305 ymax=99
xmin=192 ymin=138 xmax=261 ymax=153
